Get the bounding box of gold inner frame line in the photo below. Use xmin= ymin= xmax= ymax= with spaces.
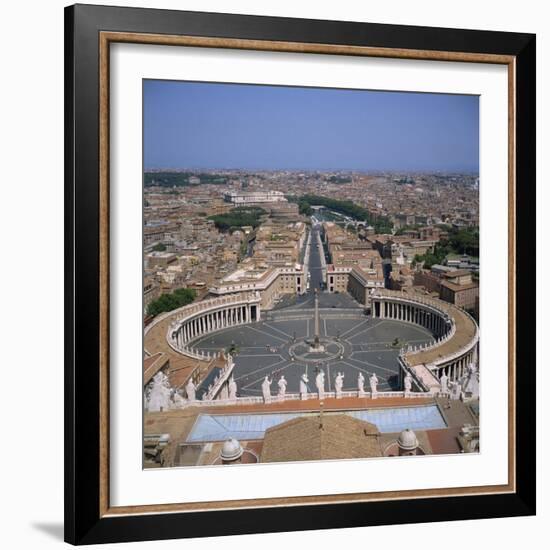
xmin=98 ymin=31 xmax=516 ymax=518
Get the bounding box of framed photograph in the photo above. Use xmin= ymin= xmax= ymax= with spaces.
xmin=65 ymin=3 xmax=536 ymax=545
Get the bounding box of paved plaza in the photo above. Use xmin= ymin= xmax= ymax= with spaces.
xmin=192 ymin=300 xmax=433 ymax=397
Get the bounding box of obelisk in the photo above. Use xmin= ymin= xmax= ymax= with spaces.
xmin=313 ymin=289 xmax=320 ymax=348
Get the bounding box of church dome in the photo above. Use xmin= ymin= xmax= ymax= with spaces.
xmin=397 ymin=429 xmax=418 ymax=451
xmin=220 ymin=438 xmax=244 ymax=461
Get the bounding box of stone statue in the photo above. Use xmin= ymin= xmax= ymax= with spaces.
xmin=300 ymin=373 xmax=309 ymax=399
xmin=172 ymin=390 xmax=185 ymax=408
xmin=262 ymin=375 xmax=272 ymax=403
xmin=358 ymin=372 xmax=365 ymax=396
xmin=450 ymin=380 xmax=462 ymax=400
xmin=228 ymin=377 xmax=237 ymax=400
xmin=404 ymin=372 xmax=413 ymax=394
xmin=439 ymin=372 xmax=449 ymax=394
xmin=315 ymin=370 xmax=325 ymax=399
xmin=461 ymin=363 xmax=479 ymax=399
xmin=369 ymin=373 xmax=379 ymax=394
xmin=335 ymin=372 xmax=345 ymax=398
xmin=220 ymin=384 xmax=229 ymax=401
xmin=185 ymin=378 xmax=196 ymax=401
xmin=278 ymin=375 xmax=287 ymax=398
xmin=146 ymin=372 xmax=173 ymax=412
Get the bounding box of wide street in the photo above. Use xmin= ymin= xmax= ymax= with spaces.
xmin=192 ymin=223 xmax=433 ymax=397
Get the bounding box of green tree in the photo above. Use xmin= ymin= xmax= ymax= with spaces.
xmin=144 ymin=171 xmax=228 ymax=187
xmin=394 ymin=224 xmax=421 ymax=236
xmin=448 ymin=227 xmax=479 ymax=256
xmin=152 ymin=243 xmax=167 ymax=252
xmin=147 ymin=287 xmax=197 ymax=317
xmin=286 ymin=194 xmax=392 ymax=232
xmin=208 ymin=207 xmax=266 ymax=232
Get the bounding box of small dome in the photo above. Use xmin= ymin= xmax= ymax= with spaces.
xmin=397 ymin=429 xmax=418 ymax=451
xmin=220 ymin=438 xmax=243 ymax=461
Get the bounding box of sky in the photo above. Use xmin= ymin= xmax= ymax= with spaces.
xmin=143 ymin=80 xmax=479 ymax=173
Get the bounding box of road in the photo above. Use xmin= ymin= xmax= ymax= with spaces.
xmin=273 ymin=219 xmax=360 ymax=310
xmin=306 ymin=224 xmax=325 ymax=294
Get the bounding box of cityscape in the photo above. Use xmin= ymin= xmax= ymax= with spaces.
xmin=143 ymin=82 xmax=480 ymax=468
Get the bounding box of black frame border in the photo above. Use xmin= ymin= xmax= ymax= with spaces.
xmin=65 ymin=3 xmax=536 ymax=545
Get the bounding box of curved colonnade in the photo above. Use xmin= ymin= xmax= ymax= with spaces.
xmin=161 ymin=292 xmax=262 ymax=360
xmin=145 ymin=289 xmax=478 ymax=399
xmin=370 ymin=290 xmax=479 ymax=393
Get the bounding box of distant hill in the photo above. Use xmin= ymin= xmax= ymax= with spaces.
xmin=144 ymin=171 xmax=227 ymax=187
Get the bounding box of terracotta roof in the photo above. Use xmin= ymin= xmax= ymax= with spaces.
xmin=442 ymin=269 xmax=472 ymax=278
xmin=260 ymin=414 xmax=382 ymax=463
xmin=440 ymin=280 xmax=478 ymax=292
xmin=143 ymin=352 xmax=169 ymax=385
xmin=144 ymin=315 xmax=210 ymax=389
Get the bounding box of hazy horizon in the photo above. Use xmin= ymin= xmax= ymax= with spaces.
xmin=144 ymin=166 xmax=479 ymax=175
xmin=144 ymin=80 xmax=479 ymax=173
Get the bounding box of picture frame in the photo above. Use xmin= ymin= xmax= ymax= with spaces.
xmin=65 ymin=3 xmax=536 ymax=545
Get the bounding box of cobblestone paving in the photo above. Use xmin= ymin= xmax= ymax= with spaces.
xmin=193 ymin=302 xmax=433 ymax=397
